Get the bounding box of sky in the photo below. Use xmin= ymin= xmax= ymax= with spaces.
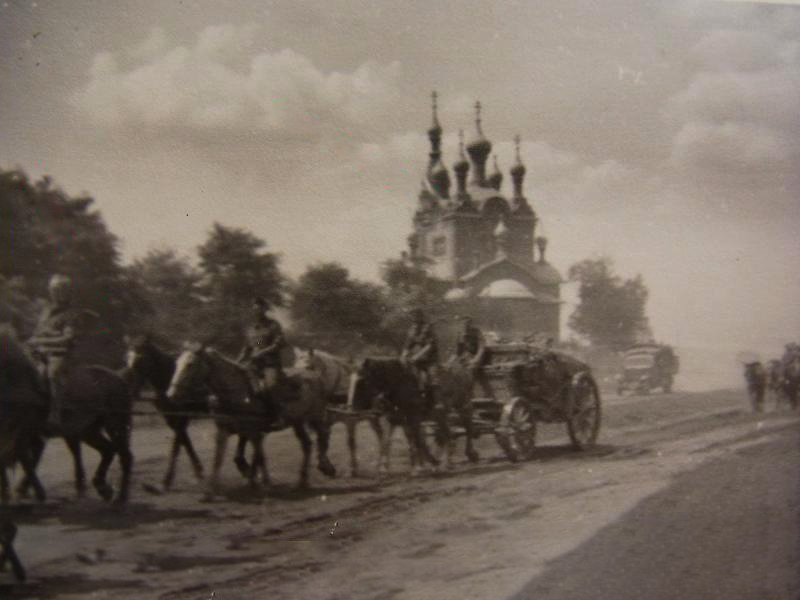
xmin=1 ymin=0 xmax=799 ymax=362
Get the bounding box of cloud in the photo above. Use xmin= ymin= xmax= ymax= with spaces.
xmin=74 ymin=25 xmax=402 ymax=144
xmin=666 ymin=13 xmax=800 ymax=183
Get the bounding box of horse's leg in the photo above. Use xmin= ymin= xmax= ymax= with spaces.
xmin=0 ymin=468 xmax=9 ymax=504
xmin=233 ymin=435 xmax=250 ymax=479
xmin=432 ymin=399 xmax=452 ymax=469
xmin=310 ymin=417 xmax=336 ymax=478
xmin=64 ymin=437 xmax=87 ymax=497
xmin=461 ymin=401 xmax=480 ymax=463
xmin=292 ymin=423 xmax=313 ymax=490
xmin=345 ymin=418 xmax=360 ymax=477
xmin=109 ymin=423 xmax=133 ymax=504
xmin=410 ymin=412 xmax=439 ymax=469
xmin=246 ymin=435 xmax=264 ymax=489
xmin=373 ymin=416 xmax=391 ymax=475
xmin=206 ymin=426 xmax=229 ymax=499
xmin=16 ymin=435 xmax=46 ymax=499
xmin=161 ymin=417 xmax=183 ymax=490
xmin=177 ymin=421 xmax=204 ymax=481
xmin=80 ymin=427 xmax=116 ymax=502
xmin=251 ymin=434 xmax=270 ymax=486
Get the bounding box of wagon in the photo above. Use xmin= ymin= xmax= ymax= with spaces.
xmin=465 ymin=342 xmax=602 ymax=462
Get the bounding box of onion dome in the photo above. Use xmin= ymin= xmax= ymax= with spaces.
xmin=427 ymin=91 xmax=442 ymax=156
xmin=487 ymin=155 xmax=503 ymax=191
xmin=478 ymin=279 xmax=536 ymax=299
xmin=467 ymin=101 xmax=491 ymax=185
xmin=427 ymin=157 xmax=451 ymax=199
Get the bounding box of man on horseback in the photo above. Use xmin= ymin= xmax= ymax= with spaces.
xmin=401 ymin=308 xmax=439 ymax=407
xmin=455 ymin=316 xmax=494 ymax=400
xmin=237 ymin=297 xmax=288 ymax=421
xmin=27 ymin=274 xmax=79 ymax=428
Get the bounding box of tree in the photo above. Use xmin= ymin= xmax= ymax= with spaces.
xmin=194 ymin=223 xmax=286 ymax=353
xmin=126 ymin=248 xmax=203 ymax=350
xmin=290 ymin=262 xmax=389 ymax=354
xmin=0 ymin=168 xmax=148 ymax=364
xmin=567 ymin=257 xmax=650 ymax=350
xmin=379 ymin=256 xmax=449 ymax=350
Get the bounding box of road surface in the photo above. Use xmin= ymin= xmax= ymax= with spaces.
xmin=2 ymin=388 xmax=798 ymax=600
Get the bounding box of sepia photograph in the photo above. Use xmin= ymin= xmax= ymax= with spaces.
xmin=1 ymin=0 xmax=799 ymax=598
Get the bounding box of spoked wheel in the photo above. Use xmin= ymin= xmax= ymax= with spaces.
xmin=495 ymin=397 xmax=537 ymax=462
xmin=567 ymin=375 xmax=601 ymax=450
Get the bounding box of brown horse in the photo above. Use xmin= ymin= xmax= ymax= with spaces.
xmin=433 ymin=358 xmax=480 ymax=468
xmin=125 ymin=335 xmax=208 ymax=489
xmin=346 ymin=357 xmax=439 ymax=476
xmin=0 ymin=326 xmax=134 ymax=503
xmin=166 ymin=345 xmax=336 ymax=497
xmin=743 ymin=361 xmax=767 ymax=413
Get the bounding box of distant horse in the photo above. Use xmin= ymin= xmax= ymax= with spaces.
xmin=743 ymin=361 xmax=767 ymax=413
xmin=125 ymin=335 xmax=208 ymax=489
xmin=766 ymin=359 xmax=785 ymax=409
xmin=347 ymin=357 xmax=438 ymax=475
xmin=167 ymin=345 xmax=336 ymax=496
xmin=782 ymin=353 xmax=800 ymax=410
xmin=0 ymin=325 xmax=133 ymax=503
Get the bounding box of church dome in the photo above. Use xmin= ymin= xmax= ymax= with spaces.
xmin=531 ymin=262 xmax=562 ymax=285
xmin=478 ymin=279 xmax=536 ymax=299
xmin=427 ymin=157 xmax=451 ymax=198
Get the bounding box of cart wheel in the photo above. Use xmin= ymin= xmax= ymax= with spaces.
xmin=495 ymin=397 xmax=537 ymax=462
xmin=567 ymin=375 xmax=601 ymax=450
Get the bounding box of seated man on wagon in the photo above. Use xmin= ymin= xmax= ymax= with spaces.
xmin=401 ymin=308 xmax=439 ymax=406
xmin=455 ymin=316 xmax=494 ymax=400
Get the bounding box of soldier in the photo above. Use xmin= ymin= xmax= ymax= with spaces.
xmin=455 ymin=316 xmax=494 ymax=399
xmin=401 ymin=308 xmax=439 ymax=402
xmin=28 ymin=274 xmax=79 ymax=428
xmin=237 ymin=297 xmax=287 ymax=417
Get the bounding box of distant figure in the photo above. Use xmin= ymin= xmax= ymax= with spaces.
xmin=401 ymin=308 xmax=439 ymax=403
xmin=237 ymin=297 xmax=286 ymax=416
xmin=27 ymin=274 xmax=79 ymax=427
xmin=743 ymin=361 xmax=767 ymax=413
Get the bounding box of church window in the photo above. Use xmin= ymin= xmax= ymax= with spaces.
xmin=432 ymin=236 xmax=447 ymax=256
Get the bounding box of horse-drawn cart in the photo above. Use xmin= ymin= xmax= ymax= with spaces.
xmin=462 ymin=343 xmax=602 ymax=462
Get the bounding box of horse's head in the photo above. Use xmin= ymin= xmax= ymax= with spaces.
xmin=167 ymin=342 xmax=210 ymax=401
xmin=347 ymin=358 xmax=385 ymax=411
xmin=124 ymin=333 xmax=153 ymax=372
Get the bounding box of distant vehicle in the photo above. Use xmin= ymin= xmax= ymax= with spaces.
xmin=617 ymin=343 xmax=679 ymax=395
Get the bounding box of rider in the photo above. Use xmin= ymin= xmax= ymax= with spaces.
xmin=28 ymin=274 xmax=79 ymax=428
xmin=237 ymin=297 xmax=287 ymax=419
xmin=401 ymin=308 xmax=439 ymax=405
xmin=455 ymin=316 xmax=494 ymax=399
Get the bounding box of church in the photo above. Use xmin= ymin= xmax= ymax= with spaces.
xmin=407 ymin=94 xmax=562 ymax=344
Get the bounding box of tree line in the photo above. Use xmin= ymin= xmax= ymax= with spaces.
xmin=1 ymin=167 xmax=651 ymax=365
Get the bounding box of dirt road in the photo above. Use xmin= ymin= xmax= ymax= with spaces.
xmin=3 ymin=389 xmax=798 ymax=600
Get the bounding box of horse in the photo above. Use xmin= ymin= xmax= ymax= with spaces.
xmin=765 ymin=359 xmax=785 ymax=409
xmin=0 ymin=325 xmax=134 ymax=503
xmin=781 ymin=353 xmax=800 ymax=410
xmin=166 ymin=344 xmax=336 ymax=496
xmin=743 ymin=361 xmax=767 ymax=413
xmin=346 ymin=357 xmax=439 ymax=476
xmin=125 ymin=334 xmax=208 ymax=489
xmin=433 ymin=357 xmax=480 ymax=468
xmin=0 ymin=326 xmax=48 ymax=503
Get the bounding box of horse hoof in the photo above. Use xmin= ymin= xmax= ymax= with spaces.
xmin=296 ymin=480 xmax=310 ymax=491
xmin=93 ymin=481 xmax=114 ymax=502
xmin=233 ymin=457 xmax=250 ymax=478
xmin=466 ymin=450 xmax=480 ymax=464
xmin=317 ymin=461 xmax=337 ymax=479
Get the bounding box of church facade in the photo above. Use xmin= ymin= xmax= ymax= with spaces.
xmin=407 ymin=94 xmax=562 ymax=343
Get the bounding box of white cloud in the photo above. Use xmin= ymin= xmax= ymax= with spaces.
xmin=666 ymin=14 xmax=800 ymax=178
xmin=74 ymin=25 xmax=402 ymax=143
